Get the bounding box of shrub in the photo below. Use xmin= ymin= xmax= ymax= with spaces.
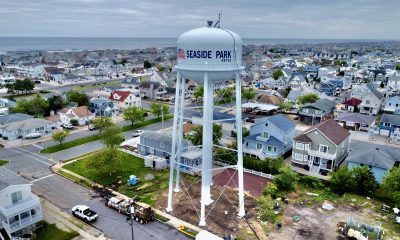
xmin=329 ymin=167 xmax=355 ymax=195
xmin=274 ymin=166 xmax=298 ymax=192
xmin=257 ymin=195 xmax=278 ymax=223
xmin=70 ymin=119 xmax=79 ymax=126
xmin=263 ymin=183 xmax=279 ymax=199
xmin=299 ymin=175 xmax=325 ymax=189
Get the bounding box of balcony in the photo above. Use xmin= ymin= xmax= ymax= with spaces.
xmin=243 ymin=147 xmax=266 ymax=160
xmin=307 ymin=149 xmax=336 ymax=160
xmin=2 ymin=211 xmax=42 ymax=236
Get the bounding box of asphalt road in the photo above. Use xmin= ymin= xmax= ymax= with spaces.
xmin=0 ymin=146 xmax=190 ymax=240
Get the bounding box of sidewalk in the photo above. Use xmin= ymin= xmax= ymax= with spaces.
xmin=41 ymin=198 xmax=108 ymax=240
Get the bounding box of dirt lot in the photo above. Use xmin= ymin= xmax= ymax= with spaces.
xmin=156 ymin=175 xmax=260 ymax=238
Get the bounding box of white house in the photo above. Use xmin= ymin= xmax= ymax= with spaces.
xmin=0 ymin=118 xmax=54 ymax=140
xmin=109 ymin=90 xmax=141 ymax=110
xmin=0 ymin=75 xmax=16 ymax=86
xmin=387 ymin=76 xmax=400 ymax=92
xmin=350 ymin=85 xmax=383 ymax=115
xmin=150 ymin=71 xmax=167 ymax=86
xmin=384 ymin=95 xmax=400 ymax=114
xmin=0 ymin=168 xmax=42 ymax=239
xmin=59 ymin=106 xmax=95 ymax=125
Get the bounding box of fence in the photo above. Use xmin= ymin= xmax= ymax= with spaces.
xmin=213 ymin=161 xmax=274 ymax=179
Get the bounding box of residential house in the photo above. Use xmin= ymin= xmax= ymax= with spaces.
xmin=243 ymin=114 xmax=295 ymax=159
xmin=0 ymin=74 xmax=16 ymax=86
xmin=383 ymin=95 xmax=400 ymax=114
xmin=387 ymin=76 xmax=400 ymax=92
xmin=0 ymin=168 xmax=42 ymax=239
xmin=0 ymin=118 xmax=54 ymax=140
xmin=0 ymin=98 xmax=16 ymax=115
xmin=303 ymin=65 xmax=319 ymax=78
xmin=59 ymin=106 xmax=95 ymax=125
xmin=0 ymin=114 xmax=33 ymax=126
xmin=43 ymin=67 xmax=65 ymax=82
xmin=377 ymin=113 xmax=400 ymax=141
xmin=150 ymin=71 xmax=167 ymax=86
xmin=109 ymin=90 xmax=141 ymax=110
xmin=191 ymin=111 xmax=236 ymax=136
xmin=139 ymin=81 xmax=167 ymax=100
xmin=335 ymin=112 xmax=376 ymax=131
xmin=121 ymin=77 xmax=140 ymax=89
xmin=346 ymin=141 xmax=399 ymax=183
xmin=350 ymin=85 xmax=383 ymax=115
xmin=298 ymin=98 xmax=336 ymax=125
xmin=339 ymin=98 xmax=362 ymax=113
xmin=318 ymin=82 xmax=338 ymax=96
xmin=137 ymin=131 xmax=201 ymax=175
xmin=89 ymin=97 xmax=118 ymax=117
xmin=292 ymin=119 xmax=351 ymax=175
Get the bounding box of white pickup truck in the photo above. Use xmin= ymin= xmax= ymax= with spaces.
xmin=72 ymin=205 xmax=98 ymax=222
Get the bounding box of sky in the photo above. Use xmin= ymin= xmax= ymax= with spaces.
xmin=0 ymin=0 xmax=399 ymax=39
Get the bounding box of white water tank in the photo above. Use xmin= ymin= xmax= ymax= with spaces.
xmin=175 ymin=22 xmax=244 ymax=82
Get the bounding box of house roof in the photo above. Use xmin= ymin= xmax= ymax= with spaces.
xmin=44 ymin=67 xmax=64 ymax=75
xmin=301 ymin=98 xmax=336 ymax=112
xmin=0 ymin=118 xmax=52 ymax=131
xmin=245 ymin=134 xmax=284 ymax=147
xmin=257 ymin=95 xmax=283 ymax=105
xmin=342 ymin=97 xmax=362 ymax=106
xmin=191 ymin=111 xmax=237 ymax=123
xmin=139 ymin=81 xmax=162 ymax=89
xmin=140 ymin=131 xmax=191 ymax=146
xmin=254 ymin=114 xmax=295 ymax=133
xmin=109 ymin=91 xmax=131 ymax=102
xmin=381 ymin=114 xmax=400 ymax=126
xmin=0 ymin=168 xmax=30 ymax=191
xmin=347 ymin=141 xmax=399 ymax=169
xmin=0 ymin=113 xmax=33 ymax=125
xmin=303 ymin=119 xmax=350 ymax=146
xmin=372 ymin=89 xmax=384 ymax=100
xmin=293 ymin=133 xmax=312 ymax=143
xmin=335 ymin=112 xmax=376 ymax=125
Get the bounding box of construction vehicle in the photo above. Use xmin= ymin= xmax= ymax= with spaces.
xmin=107 ymin=197 xmax=154 ymax=224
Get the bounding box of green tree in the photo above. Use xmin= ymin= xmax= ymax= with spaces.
xmin=187 ymin=124 xmax=223 ymax=145
xmin=273 ymin=165 xmax=298 ymax=192
xmin=278 ymin=102 xmax=293 ymax=111
xmin=351 ymin=166 xmax=378 ymax=196
xmin=330 ymin=167 xmax=355 ymax=195
xmin=143 ymin=60 xmax=153 ymax=69
xmin=51 ymin=130 xmax=69 ymax=147
xmin=256 ymin=195 xmax=278 ymax=222
xmin=66 ymin=91 xmax=89 ymax=106
xmin=193 ymin=86 xmax=204 ymax=102
xmin=123 ymin=106 xmax=145 ymax=126
xmin=87 ymin=147 xmax=123 ymax=175
xmin=263 ymin=183 xmax=279 ymax=199
xmin=100 ymin=126 xmax=124 ymax=148
xmin=241 ymin=88 xmax=257 ymax=102
xmin=396 ymin=64 xmax=400 ymax=71
xmin=216 ymin=88 xmax=234 ymax=104
xmin=150 ymin=103 xmax=169 ymax=119
xmin=30 ymin=95 xmax=49 ymax=117
xmin=22 ymin=78 xmax=35 ymax=93
xmin=382 ymin=167 xmax=400 ymax=205
xmin=90 ymin=116 xmax=114 ymax=133
xmin=48 ymin=95 xmax=65 ymax=113
xmin=297 ymin=93 xmax=320 ymax=104
xmin=272 ymin=69 xmax=284 ymax=80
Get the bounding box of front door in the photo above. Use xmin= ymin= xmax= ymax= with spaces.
xmin=313 ymin=157 xmax=320 ymax=166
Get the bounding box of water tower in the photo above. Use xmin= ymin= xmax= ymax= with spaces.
xmin=166 ymin=20 xmax=245 ymax=226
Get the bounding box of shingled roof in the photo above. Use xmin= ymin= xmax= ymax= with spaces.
xmin=342 ymin=97 xmax=362 ymax=106
xmin=302 ymin=119 xmax=350 ymax=146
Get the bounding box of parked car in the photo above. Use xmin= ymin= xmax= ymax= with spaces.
xmin=34 ymin=80 xmax=41 ymax=84
xmin=88 ymin=125 xmax=97 ymax=131
xmin=72 ymin=205 xmax=98 ymax=222
xmin=131 ymin=130 xmax=144 ymax=137
xmin=62 ymin=123 xmax=73 ymax=129
xmin=24 ymin=132 xmax=42 ymax=139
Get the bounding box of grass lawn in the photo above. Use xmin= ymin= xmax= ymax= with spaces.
xmin=0 ymin=159 xmax=9 ymax=167
xmin=63 ymin=150 xmax=170 ymax=205
xmin=35 ymin=221 xmax=78 ymax=240
xmin=40 ymin=115 xmax=173 ymax=154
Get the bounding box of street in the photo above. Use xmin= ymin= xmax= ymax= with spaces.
xmin=0 ymin=145 xmax=190 ymax=240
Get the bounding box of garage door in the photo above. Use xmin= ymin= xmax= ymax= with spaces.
xmin=379 ymin=129 xmax=390 ymax=136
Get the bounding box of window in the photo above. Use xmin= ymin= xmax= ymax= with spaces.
xmin=267 ymin=146 xmax=272 ymax=152
xmin=319 ymin=145 xmax=328 ymax=153
xmin=303 ymin=155 xmax=308 ymax=161
xmin=305 ymin=144 xmax=310 ymax=150
xmin=11 ymin=191 xmax=22 ymax=204
xmin=263 ymin=132 xmax=269 ymax=138
xmin=366 ymin=100 xmax=370 ymax=104
xmin=296 ymin=142 xmax=304 ymax=150
xmin=294 ymin=153 xmax=303 ymax=161
xmin=273 ymin=147 xmax=277 ymax=152
xmin=256 ymin=143 xmax=262 ymax=150
xmin=383 ymin=122 xmax=390 ymax=127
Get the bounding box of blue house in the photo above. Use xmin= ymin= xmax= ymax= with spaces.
xmin=378 ymin=113 xmax=400 ymax=141
xmin=89 ymin=97 xmax=118 ymax=117
xmin=319 ymin=82 xmax=337 ymax=96
xmin=243 ymin=114 xmax=295 ymax=159
xmin=346 ymin=141 xmax=399 ymax=183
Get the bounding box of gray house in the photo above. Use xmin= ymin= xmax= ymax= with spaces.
xmin=138 ymin=81 xmax=167 ymax=100
xmin=137 ymin=131 xmax=201 ymax=175
xmin=243 ymin=114 xmax=295 ymax=159
xmin=0 ymin=114 xmax=33 ymax=126
xmin=298 ymin=98 xmax=336 ymax=125
xmin=292 ymin=119 xmax=350 ymax=176
xmin=0 ymin=118 xmax=54 ymax=140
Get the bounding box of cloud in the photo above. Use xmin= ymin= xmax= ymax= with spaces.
xmin=0 ymin=0 xmax=399 ymax=39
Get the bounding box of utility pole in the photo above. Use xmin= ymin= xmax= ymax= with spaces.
xmin=129 ymin=207 xmax=135 ymax=240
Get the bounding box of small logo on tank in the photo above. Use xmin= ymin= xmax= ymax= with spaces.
xmin=178 ymin=48 xmax=185 ymax=59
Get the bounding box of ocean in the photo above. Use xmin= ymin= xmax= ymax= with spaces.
xmin=0 ymin=37 xmax=393 ymax=52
